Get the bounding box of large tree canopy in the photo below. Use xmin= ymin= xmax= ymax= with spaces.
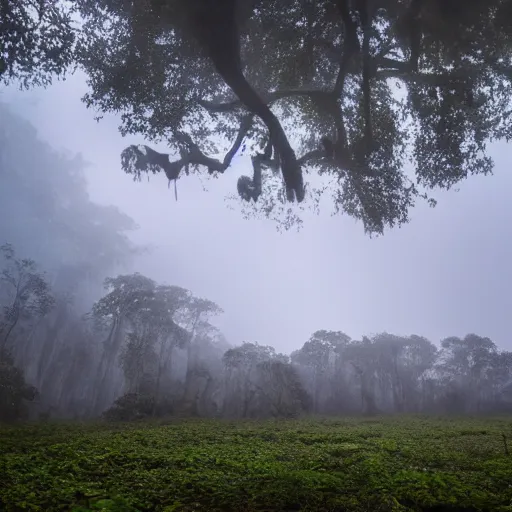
xmin=73 ymin=1 xmax=512 ymax=232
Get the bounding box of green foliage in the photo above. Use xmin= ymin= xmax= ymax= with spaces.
xmin=71 ymin=496 xmax=140 ymax=512
xmin=1 ymin=417 xmax=512 ymax=511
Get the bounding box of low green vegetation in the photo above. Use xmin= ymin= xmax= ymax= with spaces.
xmin=1 ymin=416 xmax=512 ymax=511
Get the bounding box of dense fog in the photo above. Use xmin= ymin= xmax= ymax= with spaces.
xmin=1 ymin=101 xmax=511 ymax=421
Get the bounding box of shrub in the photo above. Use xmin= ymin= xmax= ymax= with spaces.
xmin=0 ymin=349 xmax=38 ymax=421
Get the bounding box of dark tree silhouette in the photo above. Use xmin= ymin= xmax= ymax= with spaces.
xmin=0 ymin=1 xmax=75 ymax=87
xmin=62 ymin=1 xmax=512 ymax=232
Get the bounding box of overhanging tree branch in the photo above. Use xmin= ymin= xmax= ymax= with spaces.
xmin=121 ymin=115 xmax=254 ymax=184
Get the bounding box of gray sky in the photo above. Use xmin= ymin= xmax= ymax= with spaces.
xmin=6 ymin=72 xmax=512 ymax=354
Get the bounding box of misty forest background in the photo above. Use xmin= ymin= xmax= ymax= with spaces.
xmin=1 ymin=101 xmax=512 ymax=421
xmin=3 ymin=0 xmax=512 ymax=424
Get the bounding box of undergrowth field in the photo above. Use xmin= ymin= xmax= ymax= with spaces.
xmin=1 ymin=416 xmax=512 ymax=512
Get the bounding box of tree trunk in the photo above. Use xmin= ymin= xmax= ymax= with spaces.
xmin=152 ymin=335 xmax=173 ymax=416
xmin=93 ymin=317 xmax=122 ymax=414
xmin=1 ymin=316 xmax=19 ymax=356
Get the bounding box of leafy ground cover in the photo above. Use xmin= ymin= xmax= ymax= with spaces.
xmin=1 ymin=416 xmax=512 ymax=511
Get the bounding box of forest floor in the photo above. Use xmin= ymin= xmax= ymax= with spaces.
xmin=1 ymin=416 xmax=512 ymax=512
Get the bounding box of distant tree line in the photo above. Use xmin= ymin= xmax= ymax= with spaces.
xmin=2 ymin=238 xmax=512 ymax=422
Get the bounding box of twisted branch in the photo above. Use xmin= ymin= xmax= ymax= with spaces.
xmin=121 ymin=115 xmax=253 ymax=184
